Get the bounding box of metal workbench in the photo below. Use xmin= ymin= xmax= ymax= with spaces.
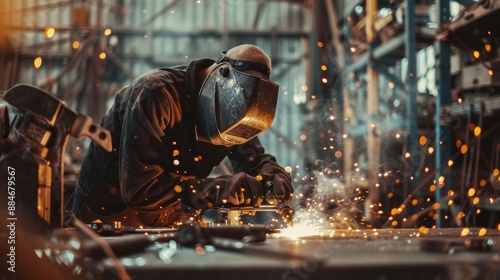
xmin=96 ymin=227 xmax=500 ymax=280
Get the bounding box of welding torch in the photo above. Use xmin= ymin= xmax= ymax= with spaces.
xmin=264 ymin=180 xmax=294 ymax=226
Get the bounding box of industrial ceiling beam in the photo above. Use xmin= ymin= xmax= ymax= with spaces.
xmin=253 ymin=1 xmax=266 ymax=29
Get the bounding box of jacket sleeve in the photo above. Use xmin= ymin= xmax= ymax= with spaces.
xmin=118 ymin=81 xmax=186 ymax=211
xmin=228 ymin=138 xmax=293 ymax=202
xmin=118 ymin=80 xmax=229 ymax=212
xmin=118 ymin=80 xmax=260 ymax=212
xmin=228 ymin=138 xmax=291 ymax=184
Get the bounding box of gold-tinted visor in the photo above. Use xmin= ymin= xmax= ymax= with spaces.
xmin=196 ymin=63 xmax=279 ymax=147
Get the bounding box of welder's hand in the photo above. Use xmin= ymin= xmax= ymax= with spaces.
xmin=212 ymin=173 xmax=264 ymax=207
xmin=259 ymin=163 xmax=294 ymax=203
xmin=265 ymin=174 xmax=293 ymax=203
xmin=184 ymin=173 xmax=264 ymax=209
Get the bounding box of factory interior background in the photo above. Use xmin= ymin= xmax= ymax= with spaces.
xmin=2 ymin=0 xmax=500 ymax=230
xmin=4 ymin=0 xmax=500 ymax=280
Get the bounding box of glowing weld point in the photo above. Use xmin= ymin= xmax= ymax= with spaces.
xmin=279 ymin=224 xmax=319 ymax=239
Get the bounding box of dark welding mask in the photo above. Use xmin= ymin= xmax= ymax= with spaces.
xmin=195 ymin=53 xmax=279 ymax=147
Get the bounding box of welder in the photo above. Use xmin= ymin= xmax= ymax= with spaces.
xmin=65 ymin=44 xmax=294 ymax=227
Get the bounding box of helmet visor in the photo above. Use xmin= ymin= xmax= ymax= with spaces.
xmin=196 ymin=63 xmax=279 ymax=147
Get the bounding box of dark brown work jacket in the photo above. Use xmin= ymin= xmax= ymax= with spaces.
xmin=65 ymin=58 xmax=282 ymax=226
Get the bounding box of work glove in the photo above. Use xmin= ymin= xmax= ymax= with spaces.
xmin=258 ymin=163 xmax=294 ymax=203
xmin=183 ymin=173 xmax=264 ymax=210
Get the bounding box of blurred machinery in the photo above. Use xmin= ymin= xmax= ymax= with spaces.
xmin=348 ymin=0 xmax=436 ymax=59
xmin=0 ymin=34 xmax=17 ymax=90
xmin=436 ymin=0 xmax=500 ymax=228
xmin=301 ymin=0 xmax=500 ymax=229
xmin=0 ymin=84 xmax=111 ymax=228
xmin=437 ymin=0 xmax=500 ymax=97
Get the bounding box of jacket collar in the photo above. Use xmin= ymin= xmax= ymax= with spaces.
xmin=185 ymin=58 xmax=215 ymax=112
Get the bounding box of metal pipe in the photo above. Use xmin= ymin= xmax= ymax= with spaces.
xmin=405 ymin=0 xmax=417 ymax=194
xmin=365 ymin=0 xmax=379 ymax=225
xmin=460 ymin=106 xmax=472 ymax=207
xmin=345 ymin=33 xmax=406 ymax=74
xmin=325 ymin=0 xmax=353 ymax=183
xmin=435 ymin=0 xmax=452 ymax=228
xmin=472 ymin=103 xmax=484 ymax=227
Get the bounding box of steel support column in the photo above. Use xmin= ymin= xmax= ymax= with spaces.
xmin=325 ymin=0 xmax=352 ymax=184
xmin=435 ymin=0 xmax=452 ymax=228
xmin=405 ymin=0 xmax=418 ymax=197
xmin=365 ymin=0 xmax=380 ymax=224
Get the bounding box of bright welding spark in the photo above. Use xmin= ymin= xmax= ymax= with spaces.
xmin=280 ymin=170 xmax=362 ymax=238
xmin=279 ymin=222 xmax=320 ymax=239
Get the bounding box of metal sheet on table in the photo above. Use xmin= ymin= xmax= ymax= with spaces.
xmin=100 ymin=228 xmax=500 ymax=280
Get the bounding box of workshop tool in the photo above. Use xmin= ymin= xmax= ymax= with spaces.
xmin=87 ymin=217 xmax=278 ymax=238
xmin=82 ymin=233 xmax=171 ymax=258
xmin=175 ymin=223 xmax=278 ymax=247
xmin=217 ymin=182 xmax=294 ymax=226
xmin=81 ymin=225 xmax=279 ymax=258
xmin=0 ymin=84 xmax=112 ymax=228
xmin=157 ymin=240 xmax=178 ymax=264
xmin=264 ymin=180 xmax=294 ymax=226
xmin=217 ymin=205 xmax=281 ymax=225
xmin=176 ymin=223 xmax=311 ymax=261
xmin=419 ymin=237 xmax=495 ymax=254
xmin=78 ymin=213 xmax=279 ymax=258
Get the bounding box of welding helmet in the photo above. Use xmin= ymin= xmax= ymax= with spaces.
xmin=195 ymin=52 xmax=279 ymax=147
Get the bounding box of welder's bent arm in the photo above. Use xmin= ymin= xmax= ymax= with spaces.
xmin=118 ymin=85 xmax=186 ymax=211
xmin=117 ymin=85 xmax=262 ymax=212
